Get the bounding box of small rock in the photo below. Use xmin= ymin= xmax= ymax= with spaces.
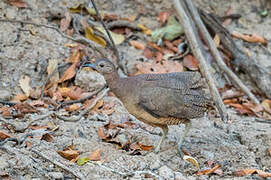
xmin=48 ymin=172 xmax=64 ymax=180
xmin=75 ymin=69 xmax=106 ymax=92
xmin=158 ymin=165 xmax=174 ymax=180
xmin=150 ymin=159 xmax=161 ymax=170
xmin=0 ymin=89 xmax=12 ymax=100
xmin=174 ymin=172 xmax=187 ymax=180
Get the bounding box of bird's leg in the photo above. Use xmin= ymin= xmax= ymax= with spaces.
xmin=154 ymin=125 xmax=168 ymax=153
xmin=178 ymin=120 xmax=191 ymax=157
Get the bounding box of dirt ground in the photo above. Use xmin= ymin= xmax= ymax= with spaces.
xmin=0 ymin=0 xmax=271 ymax=179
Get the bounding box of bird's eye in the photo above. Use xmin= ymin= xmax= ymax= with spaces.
xmin=99 ymin=64 xmax=104 ymax=68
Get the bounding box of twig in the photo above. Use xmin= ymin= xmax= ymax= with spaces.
xmin=107 ymin=20 xmax=141 ymax=31
xmin=0 ymin=99 xmax=17 ymax=105
xmin=0 ymin=18 xmax=108 ymax=58
xmin=0 ymin=133 xmax=33 ymax=146
xmin=184 ymin=0 xmax=260 ymax=105
xmin=60 ymin=86 xmax=106 ymax=106
xmin=173 ymin=0 xmax=228 ymax=121
xmin=255 ymin=118 xmax=271 ymax=124
xmin=31 ymin=149 xmax=85 ymax=180
xmin=199 ymin=10 xmax=271 ymax=99
xmin=55 ymin=88 xmax=109 ymax=121
xmin=90 ymin=0 xmax=120 ymax=63
xmin=89 ymin=0 xmax=128 ymax=75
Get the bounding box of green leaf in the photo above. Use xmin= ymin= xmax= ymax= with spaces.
xmin=152 ymin=16 xmax=184 ymax=42
xmin=77 ymin=157 xmax=89 ymax=166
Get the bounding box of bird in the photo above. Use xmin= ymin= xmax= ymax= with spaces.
xmin=83 ymin=58 xmax=213 ymax=155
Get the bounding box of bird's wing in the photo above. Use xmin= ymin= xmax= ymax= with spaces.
xmin=138 ymin=72 xmax=211 ymax=119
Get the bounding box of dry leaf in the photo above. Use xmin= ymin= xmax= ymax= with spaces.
xmin=88 ymin=149 xmax=102 ymax=161
xmin=0 ymin=131 xmax=12 ymax=140
xmin=47 ymin=59 xmax=59 ymax=89
xmin=137 ymin=142 xmax=153 ymax=151
xmin=261 ymin=99 xmax=271 ymax=114
xmin=183 ymin=155 xmax=199 ymax=169
xmin=12 ymin=93 xmax=28 ymax=102
xmin=92 ymin=99 xmax=104 ymax=112
xmin=29 ymin=100 xmax=45 ymax=107
xmin=97 ymin=127 xmax=106 ymax=140
xmin=19 ymin=75 xmax=32 ymax=97
xmin=66 ymin=49 xmax=83 ymax=63
xmin=66 ymin=104 xmax=80 ymax=112
xmin=135 ymin=60 xmax=183 ymax=75
xmin=85 ymin=26 xmax=106 ymax=47
xmin=197 ymin=164 xmax=221 ymax=175
xmin=157 ymin=11 xmax=170 ymax=24
xmin=59 ymin=63 xmax=76 ymax=83
xmin=232 ymin=31 xmax=267 ymax=45
xmin=60 ymin=12 xmax=72 ymax=32
xmin=143 ymin=48 xmax=154 ymax=59
xmin=41 ymin=133 xmax=53 ymax=142
xmin=137 ymin=24 xmax=152 ymax=35
xmin=213 ymin=34 xmax=220 ymax=47
xmin=57 ymin=149 xmax=79 ymax=161
xmin=96 ymin=27 xmax=125 ymax=45
xmin=6 ymin=0 xmax=27 ymax=8
xmin=235 ymin=169 xmax=271 ymax=178
xmin=129 ymin=40 xmax=145 ymax=50
xmin=183 ymin=55 xmax=199 ymax=71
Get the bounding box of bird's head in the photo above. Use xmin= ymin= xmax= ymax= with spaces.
xmin=83 ymin=58 xmax=116 ymax=75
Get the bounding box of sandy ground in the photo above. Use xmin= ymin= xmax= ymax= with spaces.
xmin=0 ymin=0 xmax=271 ymax=179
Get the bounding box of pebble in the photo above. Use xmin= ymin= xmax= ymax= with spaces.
xmin=0 ymin=89 xmax=12 ymax=100
xmin=48 ymin=172 xmax=64 ymax=180
xmin=75 ymin=69 xmax=106 ymax=92
xmin=158 ymin=165 xmax=174 ymax=180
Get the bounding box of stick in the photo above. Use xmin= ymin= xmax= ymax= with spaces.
xmin=32 ymin=149 xmax=85 ymax=180
xmin=173 ymin=0 xmax=228 ymax=121
xmin=0 ymin=18 xmax=108 ymax=58
xmin=184 ymin=0 xmax=259 ymax=105
xmin=55 ymin=88 xmax=109 ymax=121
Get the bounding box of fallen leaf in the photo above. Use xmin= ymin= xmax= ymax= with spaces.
xmin=183 ymin=55 xmax=199 ymax=70
xmin=97 ymin=127 xmax=106 ymax=140
xmin=29 ymin=100 xmax=45 ymax=107
xmin=60 ymin=12 xmax=72 ymax=32
xmin=183 ymin=155 xmax=199 ymax=170
xmin=77 ymin=157 xmax=89 ymax=166
xmin=261 ymin=99 xmax=271 ymax=114
xmin=137 ymin=142 xmax=153 ymax=151
xmin=155 ymin=51 xmax=163 ymax=63
xmin=92 ymin=99 xmax=104 ymax=112
xmin=11 ymin=93 xmax=28 ymax=102
xmin=59 ymin=63 xmax=76 ymax=83
xmin=0 ymin=131 xmax=12 ymax=140
xmin=6 ymin=0 xmax=27 ymax=8
xmin=157 ymin=11 xmax=170 ymax=24
xmin=197 ymin=164 xmax=221 ymax=175
xmin=164 ymin=40 xmax=178 ymax=53
xmin=143 ymin=48 xmax=154 ymax=59
xmin=57 ymin=149 xmax=79 ymax=161
xmin=85 ymin=26 xmax=106 ymax=47
xmin=152 ymin=16 xmax=183 ymax=42
xmin=29 ymin=88 xmax=41 ymax=99
xmin=213 ymin=34 xmax=220 ymax=47
xmin=228 ymin=103 xmax=255 ymax=115
xmin=41 ymin=133 xmax=53 ymax=142
xmin=66 ymin=49 xmax=83 ymax=63
xmin=232 ymin=31 xmax=267 ymax=45
xmin=19 ymin=75 xmax=32 ymax=97
xmin=66 ymin=104 xmax=80 ymax=112
xmin=46 ymin=59 xmax=59 ymax=90
xmin=96 ymin=27 xmax=125 ymax=45
xmin=88 ymin=149 xmax=102 ymax=161
xmin=235 ymin=169 xmax=271 ymax=178
xmin=137 ymin=24 xmax=152 ymax=35
xmin=15 ymin=103 xmax=38 ymax=114
xmin=129 ymin=40 xmax=145 ymax=50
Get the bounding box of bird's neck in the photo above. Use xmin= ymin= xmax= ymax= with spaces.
xmin=103 ymin=71 xmax=122 ymax=92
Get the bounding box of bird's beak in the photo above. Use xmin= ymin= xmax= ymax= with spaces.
xmin=82 ymin=63 xmax=97 ymax=70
